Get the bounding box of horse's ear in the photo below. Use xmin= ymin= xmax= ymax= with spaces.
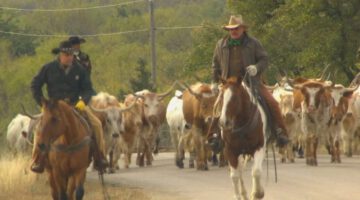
xmin=49 ymin=99 xmax=58 ymax=109
xmin=41 ymin=97 xmax=49 ymax=107
xmin=236 ymin=76 xmax=243 ymax=85
xmin=220 ymin=78 xmax=226 ymax=85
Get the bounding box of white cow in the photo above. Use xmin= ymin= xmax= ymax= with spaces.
xmin=270 ymin=83 xmax=303 ymax=162
xmin=6 ymin=114 xmax=34 ymax=154
xmin=166 ymin=90 xmax=195 ymax=168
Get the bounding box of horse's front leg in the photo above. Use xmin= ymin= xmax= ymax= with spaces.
xmin=73 ymin=170 xmax=86 ymax=200
xmin=251 ymin=147 xmax=265 ymax=200
xmin=53 ymin=170 xmax=68 ymax=200
xmin=229 ymin=153 xmax=248 ymax=200
xmin=48 ymin=171 xmax=59 ymax=200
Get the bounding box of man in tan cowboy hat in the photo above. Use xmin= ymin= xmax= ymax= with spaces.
xmin=211 ymin=15 xmax=289 ymax=146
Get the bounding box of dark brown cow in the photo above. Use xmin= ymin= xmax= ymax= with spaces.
xmin=182 ymin=82 xmax=217 ymax=170
xmin=217 ymin=77 xmax=266 ymax=200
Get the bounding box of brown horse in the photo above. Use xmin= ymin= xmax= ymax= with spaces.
xmin=216 ymin=77 xmax=266 ymax=200
xmin=36 ymin=99 xmax=91 ymax=200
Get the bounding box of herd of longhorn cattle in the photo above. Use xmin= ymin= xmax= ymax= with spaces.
xmin=5 ymin=74 xmax=360 ymax=198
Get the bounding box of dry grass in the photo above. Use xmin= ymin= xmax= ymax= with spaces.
xmin=0 ymin=153 xmax=151 ymax=200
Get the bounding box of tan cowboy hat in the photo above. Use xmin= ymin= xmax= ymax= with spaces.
xmin=223 ymin=15 xmax=248 ymax=30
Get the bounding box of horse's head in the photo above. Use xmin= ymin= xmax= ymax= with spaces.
xmin=218 ymin=77 xmax=246 ymax=131
xmin=37 ymin=99 xmax=69 ymax=152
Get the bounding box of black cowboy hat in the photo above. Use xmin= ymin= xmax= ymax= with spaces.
xmin=51 ymin=40 xmax=74 ymax=55
xmin=68 ymin=36 xmax=86 ymax=45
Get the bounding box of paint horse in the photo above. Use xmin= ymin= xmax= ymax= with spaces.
xmin=216 ymin=77 xmax=267 ymax=200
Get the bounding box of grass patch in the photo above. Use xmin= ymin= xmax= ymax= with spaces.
xmin=0 ymin=154 xmax=151 ymax=200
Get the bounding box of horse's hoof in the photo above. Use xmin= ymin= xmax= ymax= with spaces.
xmin=197 ymin=164 xmax=209 ymax=171
xmin=176 ymin=159 xmax=184 ymax=169
xmin=189 ymin=163 xmax=195 ymax=168
xmin=107 ymin=168 xmax=115 ymax=174
xmin=219 ymin=161 xmax=227 ymax=168
xmin=281 ymin=158 xmax=286 ymax=163
xmin=290 ymin=159 xmax=295 ymax=163
xmin=251 ymin=190 xmax=264 ymax=200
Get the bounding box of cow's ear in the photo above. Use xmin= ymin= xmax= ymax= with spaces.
xmin=220 ymin=78 xmax=226 ymax=85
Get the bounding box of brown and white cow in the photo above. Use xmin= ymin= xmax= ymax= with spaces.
xmin=129 ymin=85 xmax=174 ymax=167
xmin=288 ymin=80 xmax=333 ymax=166
xmin=181 ymin=82 xmax=218 ymax=170
xmin=342 ymin=85 xmax=360 ymax=157
xmin=326 ymin=84 xmax=357 ymax=163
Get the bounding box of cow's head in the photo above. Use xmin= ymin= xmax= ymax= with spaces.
xmin=133 ymin=82 xmax=176 ymax=124
xmin=293 ymin=81 xmax=330 ymax=113
xmin=279 ymin=93 xmax=294 ymax=116
xmin=326 ymin=84 xmax=357 ymax=122
xmin=181 ymin=82 xmax=218 ymax=122
xmin=91 ymin=94 xmax=138 ymax=138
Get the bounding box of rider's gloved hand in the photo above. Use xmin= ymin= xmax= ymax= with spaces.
xmin=246 ymin=65 xmax=258 ymax=76
xmin=75 ymin=100 xmax=86 ymax=111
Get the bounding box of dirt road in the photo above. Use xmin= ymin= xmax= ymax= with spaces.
xmin=88 ymin=153 xmax=360 ymax=200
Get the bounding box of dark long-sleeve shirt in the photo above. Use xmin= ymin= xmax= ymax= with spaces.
xmin=31 ymin=59 xmax=94 ymax=106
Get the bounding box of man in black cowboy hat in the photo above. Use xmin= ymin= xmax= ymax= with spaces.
xmin=211 ymin=15 xmax=289 ymax=146
xmin=69 ymin=36 xmax=92 ymax=73
xmin=30 ymin=40 xmax=107 ymax=173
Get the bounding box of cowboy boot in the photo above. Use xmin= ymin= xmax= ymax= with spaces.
xmin=30 ymin=152 xmax=46 ymax=173
xmin=93 ymin=147 xmax=109 ymax=173
xmin=275 ymin=127 xmax=290 ymax=148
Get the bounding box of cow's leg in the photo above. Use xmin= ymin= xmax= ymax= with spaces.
xmin=288 ymin=141 xmax=295 ymax=163
xmin=251 ymin=147 xmax=265 ymax=200
xmin=173 ymin=133 xmax=185 ymax=169
xmin=278 ymin=146 xmax=286 ymax=163
xmin=219 ymin=149 xmax=227 ymax=167
xmin=228 ymin=153 xmax=248 ymax=200
xmin=171 ymin=129 xmax=182 ymax=168
xmin=113 ymin=148 xmax=121 ymax=170
xmin=136 ymin=137 xmax=145 ymax=167
xmin=305 ymin=135 xmax=312 ymax=165
xmin=334 ymin=138 xmax=341 ymax=163
xmin=189 ymin=151 xmax=196 ymax=168
xmin=313 ymin=136 xmax=318 ymax=166
xmin=108 ymin=150 xmax=115 ymax=173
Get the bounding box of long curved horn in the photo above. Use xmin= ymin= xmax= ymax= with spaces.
xmin=158 ymin=81 xmax=178 ymax=100
xmin=345 ymin=84 xmax=359 ymax=93
xmin=20 ymin=104 xmax=42 ymax=120
xmin=118 ymin=97 xmax=139 ymax=112
xmin=318 ymin=64 xmax=330 ymax=81
xmin=177 ymin=81 xmax=202 ymax=98
xmin=265 ymin=84 xmax=277 ymax=91
xmin=89 ymin=105 xmax=110 ymax=113
xmin=133 ymin=93 xmax=145 ymax=100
